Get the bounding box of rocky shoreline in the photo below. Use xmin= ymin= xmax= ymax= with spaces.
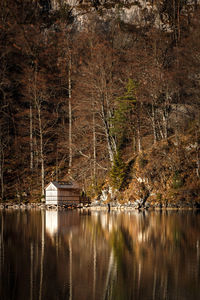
xmin=0 ymin=202 xmax=199 ymax=211
xmin=0 ymin=202 xmax=90 ymax=210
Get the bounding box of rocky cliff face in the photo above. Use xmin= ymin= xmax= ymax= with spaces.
xmin=50 ymin=0 xmax=200 ymax=31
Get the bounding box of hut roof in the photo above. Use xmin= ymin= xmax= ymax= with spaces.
xmin=45 ymin=181 xmax=80 ymax=190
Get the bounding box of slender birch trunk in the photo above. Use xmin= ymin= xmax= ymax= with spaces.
xmin=162 ymin=111 xmax=168 ymax=139
xmin=56 ymin=148 xmax=58 ymax=181
xmin=34 ymin=66 xmax=44 ymax=196
xmin=137 ymin=126 xmax=141 ymax=152
xmin=93 ymin=110 xmax=97 ymax=185
xmin=162 ymin=89 xmax=170 ymax=139
xmin=38 ymin=107 xmax=45 ymax=196
xmin=137 ymin=113 xmax=142 ymax=153
xmin=101 ymin=104 xmax=115 ymax=163
xmin=30 ymin=105 xmax=33 ymax=170
xmin=157 ymin=119 xmax=164 ymax=140
xmin=34 ymin=135 xmax=39 ymax=174
xmin=68 ymin=53 xmax=72 ymax=175
xmin=152 ymin=103 xmax=158 ymax=144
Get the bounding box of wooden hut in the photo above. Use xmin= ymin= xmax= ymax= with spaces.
xmin=45 ymin=181 xmax=80 ymax=205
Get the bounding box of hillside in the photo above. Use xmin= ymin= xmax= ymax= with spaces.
xmin=111 ymin=126 xmax=200 ymax=208
xmin=0 ymin=0 xmax=200 ymax=203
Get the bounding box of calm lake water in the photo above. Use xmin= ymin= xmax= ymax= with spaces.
xmin=0 ymin=209 xmax=200 ymax=300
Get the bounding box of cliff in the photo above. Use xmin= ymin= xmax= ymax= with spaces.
xmin=50 ymin=0 xmax=200 ymax=31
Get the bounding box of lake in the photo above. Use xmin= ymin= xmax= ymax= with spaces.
xmin=0 ymin=209 xmax=200 ymax=300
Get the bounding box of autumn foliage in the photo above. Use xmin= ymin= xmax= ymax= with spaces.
xmin=0 ymin=0 xmax=200 ymax=202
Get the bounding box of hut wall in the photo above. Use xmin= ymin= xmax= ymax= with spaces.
xmin=57 ymin=189 xmax=80 ymax=205
xmin=45 ymin=183 xmax=58 ymax=204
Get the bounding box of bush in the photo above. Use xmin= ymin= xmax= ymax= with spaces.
xmin=156 ymin=193 xmax=162 ymax=201
xmin=172 ymin=171 xmax=184 ymax=189
xmin=138 ymin=156 xmax=148 ymax=168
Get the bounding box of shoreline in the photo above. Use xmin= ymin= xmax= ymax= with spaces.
xmin=0 ymin=202 xmax=199 ymax=211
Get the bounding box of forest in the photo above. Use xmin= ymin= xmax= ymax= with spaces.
xmin=0 ymin=0 xmax=200 ymax=205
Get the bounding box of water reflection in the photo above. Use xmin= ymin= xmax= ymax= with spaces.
xmin=46 ymin=210 xmax=58 ymax=236
xmin=0 ymin=209 xmax=200 ymax=300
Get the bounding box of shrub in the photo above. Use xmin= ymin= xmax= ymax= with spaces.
xmin=172 ymin=171 xmax=184 ymax=189
xmin=138 ymin=156 xmax=148 ymax=169
xmin=156 ymin=193 xmax=162 ymax=201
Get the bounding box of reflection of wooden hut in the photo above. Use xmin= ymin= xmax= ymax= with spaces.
xmin=45 ymin=181 xmax=80 ymax=205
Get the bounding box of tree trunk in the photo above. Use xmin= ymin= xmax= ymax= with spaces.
xmin=38 ymin=106 xmax=45 ymax=196
xmin=68 ymin=53 xmax=72 ymax=175
xmin=137 ymin=105 xmax=142 ymax=152
xmin=174 ymin=102 xmax=179 ymax=148
xmin=0 ymin=128 xmax=5 ymax=201
xmin=133 ymin=133 xmax=136 ymax=153
xmin=137 ymin=123 xmax=141 ymax=152
xmin=196 ymin=126 xmax=200 ymax=178
xmin=30 ymin=105 xmax=33 ymax=170
xmin=162 ymin=88 xmax=171 ymax=139
xmin=177 ymin=0 xmax=180 ymax=41
xmin=56 ymin=148 xmax=58 ymax=181
xmin=100 ymin=102 xmax=115 ymax=163
xmin=34 ymin=135 xmax=39 ymax=175
xmin=33 ymin=66 xmax=39 ymax=183
xmin=157 ymin=118 xmax=164 ymax=140
xmin=34 ymin=65 xmax=44 ymax=196
xmin=151 ymin=103 xmax=158 ymax=144
xmin=0 ymin=148 xmax=4 ymax=201
xmin=93 ymin=110 xmax=97 ymax=185
xmin=162 ymin=111 xmax=168 ymax=139
xmin=196 ymin=146 xmax=199 ymax=178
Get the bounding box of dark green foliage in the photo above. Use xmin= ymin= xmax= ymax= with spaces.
xmin=110 ymin=151 xmax=126 ymax=190
xmin=87 ymin=178 xmax=104 ymax=198
xmin=156 ymin=193 xmax=162 ymax=201
xmin=111 ymin=79 xmax=137 ymax=150
xmin=172 ymin=171 xmax=184 ymax=189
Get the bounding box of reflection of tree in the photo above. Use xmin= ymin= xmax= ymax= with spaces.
xmin=88 ymin=211 xmax=200 ymax=300
xmin=1 ymin=210 xmax=200 ymax=300
xmin=39 ymin=210 xmax=45 ymax=300
xmin=102 ymin=249 xmax=117 ymax=300
xmin=69 ymin=233 xmax=73 ymax=300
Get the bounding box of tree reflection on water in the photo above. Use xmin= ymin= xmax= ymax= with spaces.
xmin=0 ymin=209 xmax=200 ymax=300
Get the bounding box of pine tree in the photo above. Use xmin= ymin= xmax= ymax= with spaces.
xmin=110 ymin=151 xmax=126 ymax=190
xmin=111 ymin=79 xmax=137 ymax=150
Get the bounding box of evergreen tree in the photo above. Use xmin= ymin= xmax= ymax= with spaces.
xmin=111 ymin=79 xmax=137 ymax=150
xmin=110 ymin=151 xmax=126 ymax=190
